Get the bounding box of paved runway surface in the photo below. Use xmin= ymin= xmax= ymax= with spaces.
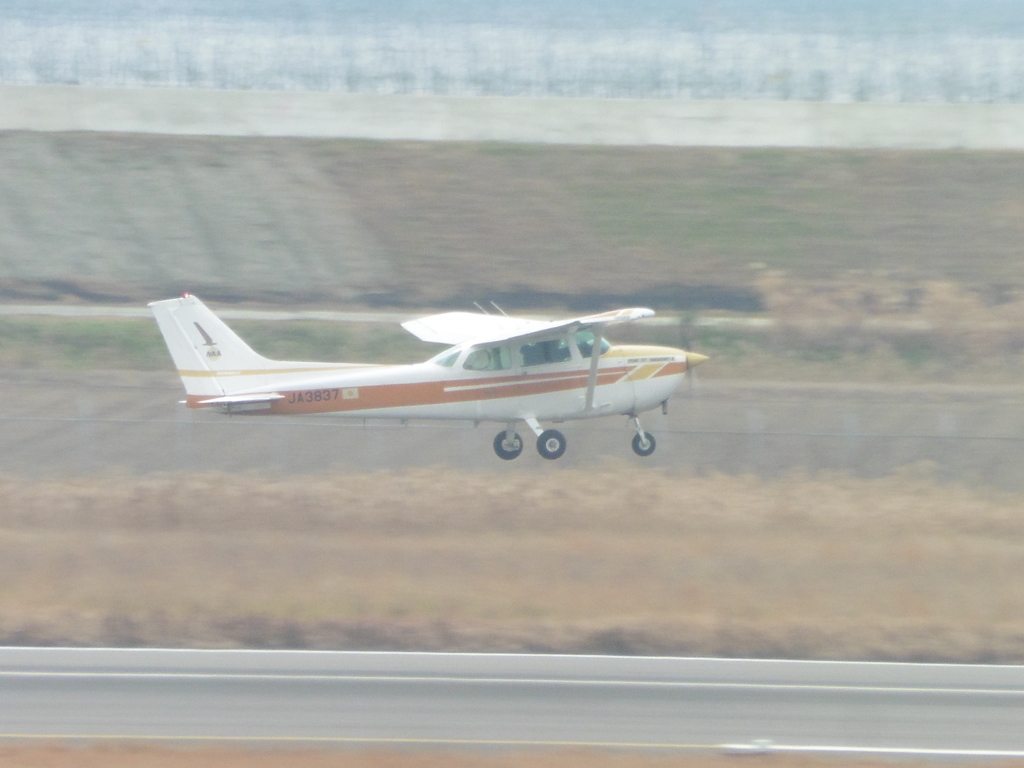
xmin=7 ymin=371 xmax=1024 ymax=486
xmin=2 ymin=649 xmax=1024 ymax=754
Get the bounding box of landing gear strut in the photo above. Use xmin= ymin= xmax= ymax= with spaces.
xmin=630 ymin=416 xmax=656 ymax=457
xmin=493 ymin=423 xmax=523 ymax=460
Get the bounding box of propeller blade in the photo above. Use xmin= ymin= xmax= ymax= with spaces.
xmin=685 ymin=352 xmax=707 ymax=396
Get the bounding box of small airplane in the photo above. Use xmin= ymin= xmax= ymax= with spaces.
xmin=149 ymin=294 xmax=708 ymax=460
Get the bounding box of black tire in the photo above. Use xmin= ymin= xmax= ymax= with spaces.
xmin=536 ymin=429 xmax=567 ymax=460
xmin=632 ymin=431 xmax=656 ymax=457
xmin=493 ymin=430 xmax=523 ymax=460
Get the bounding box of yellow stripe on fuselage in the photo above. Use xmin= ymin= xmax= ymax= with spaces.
xmin=178 ymin=364 xmax=384 ymax=378
xmin=625 ymin=363 xmax=665 ymax=381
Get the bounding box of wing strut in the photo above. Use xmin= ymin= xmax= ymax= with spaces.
xmin=583 ymin=329 xmax=603 ymax=412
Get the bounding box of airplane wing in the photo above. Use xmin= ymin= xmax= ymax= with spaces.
xmin=476 ymin=307 xmax=656 ymax=347
xmin=402 ymin=308 xmax=655 ymax=347
xmin=401 ymin=312 xmax=549 ymax=345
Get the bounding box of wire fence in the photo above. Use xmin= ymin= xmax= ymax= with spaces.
xmin=3 ymin=19 xmax=1024 ymax=102
xmin=3 ymin=404 xmax=1023 ymax=487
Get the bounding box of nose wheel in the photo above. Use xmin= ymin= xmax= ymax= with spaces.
xmin=630 ymin=416 xmax=656 ymax=457
xmin=493 ymin=429 xmax=523 ymax=460
xmin=632 ymin=431 xmax=656 ymax=456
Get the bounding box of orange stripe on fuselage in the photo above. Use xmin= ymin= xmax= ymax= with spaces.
xmin=183 ymin=360 xmax=685 ymax=414
xmin=267 ymin=367 xmax=632 ymax=415
xmin=179 ymin=365 xmax=380 ymax=378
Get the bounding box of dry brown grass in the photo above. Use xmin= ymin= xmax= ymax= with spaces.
xmin=2 ymin=465 xmax=1024 ymax=660
xmin=756 ymin=274 xmax=1024 ymax=355
xmin=649 ymin=274 xmax=1024 ymax=383
xmin=1 ymin=749 xmax=1018 ymax=768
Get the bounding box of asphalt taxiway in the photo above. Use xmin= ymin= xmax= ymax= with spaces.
xmin=1 ymin=649 xmax=1023 ymax=755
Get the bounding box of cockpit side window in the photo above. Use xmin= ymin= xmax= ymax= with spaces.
xmin=574 ymin=330 xmax=611 ymax=358
xmin=435 ymin=351 xmax=460 ymax=367
xmin=518 ymin=338 xmax=572 ymax=367
xmin=463 ymin=345 xmax=511 ymax=371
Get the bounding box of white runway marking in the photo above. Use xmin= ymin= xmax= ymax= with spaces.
xmin=0 ymin=734 xmax=714 ymax=748
xmin=736 ymin=744 xmax=1024 ymax=758
xmin=3 ymin=670 xmax=1024 ymax=696
xmin=3 ymin=734 xmax=1024 ymax=757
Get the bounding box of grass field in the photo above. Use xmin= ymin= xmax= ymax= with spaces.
xmin=0 ymin=317 xmax=430 ymax=371
xmin=3 ymin=465 xmax=1024 ymax=660
xmin=6 ymin=133 xmax=1024 ymax=382
xmin=5 ymin=308 xmax=1024 ymax=384
xmin=3 ymin=133 xmax=1024 ymax=309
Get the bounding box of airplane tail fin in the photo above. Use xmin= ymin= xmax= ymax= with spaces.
xmin=148 ymin=294 xmax=273 ymax=398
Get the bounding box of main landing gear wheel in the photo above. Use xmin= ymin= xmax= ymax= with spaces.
xmin=537 ymin=429 xmax=567 ymax=460
xmin=493 ymin=430 xmax=524 ymax=460
xmin=632 ymin=431 xmax=656 ymax=457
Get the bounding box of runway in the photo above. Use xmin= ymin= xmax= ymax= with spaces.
xmin=7 ymin=370 xmax=1024 ymax=488
xmin=2 ymin=649 xmax=1024 ymax=754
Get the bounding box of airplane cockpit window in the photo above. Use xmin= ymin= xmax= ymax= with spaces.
xmin=463 ymin=345 xmax=511 ymax=371
xmin=574 ymin=330 xmax=611 ymax=358
xmin=518 ymin=338 xmax=572 ymax=367
xmin=434 ymin=351 xmax=460 ymax=367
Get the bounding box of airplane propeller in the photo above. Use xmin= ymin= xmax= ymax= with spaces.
xmin=678 ymin=321 xmax=705 ymax=397
xmin=684 ymin=351 xmax=708 ymax=397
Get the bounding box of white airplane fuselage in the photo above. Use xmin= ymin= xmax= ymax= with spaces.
xmin=151 ymin=295 xmax=707 ymax=459
xmin=185 ymin=342 xmax=691 ymax=423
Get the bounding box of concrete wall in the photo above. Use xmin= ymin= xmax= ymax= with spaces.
xmin=3 ymin=84 xmax=1024 ymax=149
